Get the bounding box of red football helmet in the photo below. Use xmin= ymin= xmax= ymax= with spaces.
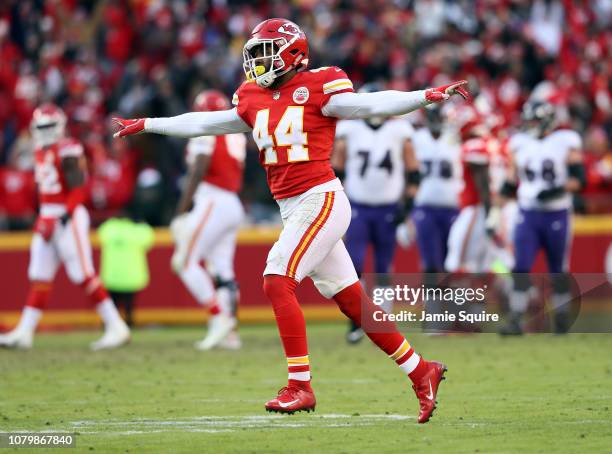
xmin=192 ymin=90 xmax=230 ymax=112
xmin=242 ymin=18 xmax=309 ymax=88
xmin=30 ymin=103 xmax=67 ymax=147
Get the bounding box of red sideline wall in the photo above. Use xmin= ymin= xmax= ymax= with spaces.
xmin=0 ymin=217 xmax=610 ymax=328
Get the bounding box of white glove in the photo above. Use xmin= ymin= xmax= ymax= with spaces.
xmin=396 ymin=221 xmax=416 ymax=249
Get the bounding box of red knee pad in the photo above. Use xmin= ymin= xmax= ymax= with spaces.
xmin=263 ymin=275 xmax=298 ymax=306
xmin=26 ymin=281 xmax=52 ymax=309
xmin=81 ymin=276 xmax=109 ymax=305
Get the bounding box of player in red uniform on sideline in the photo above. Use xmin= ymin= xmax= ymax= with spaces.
xmin=444 ymin=106 xmax=496 ymax=273
xmin=171 ymin=90 xmax=246 ymax=350
xmin=0 ymin=104 xmax=130 ymax=350
xmin=114 ymin=18 xmax=469 ymax=423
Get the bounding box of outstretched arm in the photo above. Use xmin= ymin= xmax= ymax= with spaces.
xmin=322 ymin=81 xmax=469 ymax=119
xmin=113 ymin=108 xmax=251 ymax=139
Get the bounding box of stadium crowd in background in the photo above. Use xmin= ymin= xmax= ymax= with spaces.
xmin=0 ymin=0 xmax=610 ymax=229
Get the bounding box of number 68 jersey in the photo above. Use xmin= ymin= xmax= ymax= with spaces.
xmin=233 ymin=66 xmax=353 ymax=200
xmin=508 ymin=129 xmax=582 ymax=211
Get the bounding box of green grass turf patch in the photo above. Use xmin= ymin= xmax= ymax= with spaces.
xmin=1 ymin=323 xmax=611 ymax=453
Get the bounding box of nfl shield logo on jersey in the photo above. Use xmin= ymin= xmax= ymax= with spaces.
xmin=272 ymin=91 xmax=280 ymax=100
xmin=293 ymin=87 xmax=309 ymax=104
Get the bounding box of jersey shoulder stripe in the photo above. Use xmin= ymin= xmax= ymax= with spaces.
xmin=58 ymin=138 xmax=83 ymax=158
xmin=323 ymin=78 xmax=353 ymax=94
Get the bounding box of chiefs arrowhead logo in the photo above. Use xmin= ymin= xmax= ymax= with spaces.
xmin=278 ymin=24 xmax=301 ymax=37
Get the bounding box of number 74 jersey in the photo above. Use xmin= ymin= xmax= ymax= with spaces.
xmin=233 ymin=66 xmax=353 ymax=200
xmin=336 ymin=118 xmax=414 ymax=205
xmin=509 ymin=129 xmax=582 ymax=211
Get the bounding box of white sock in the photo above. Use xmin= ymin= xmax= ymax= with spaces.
xmin=215 ymin=287 xmax=232 ymax=315
xmin=179 ymin=264 xmax=215 ymax=305
xmin=398 ymin=352 xmax=421 ymax=375
xmin=509 ymin=290 xmax=529 ymax=313
xmin=96 ymin=299 xmax=124 ymax=327
xmin=15 ymin=306 xmax=42 ymax=334
xmin=551 ymin=293 xmax=572 ymax=312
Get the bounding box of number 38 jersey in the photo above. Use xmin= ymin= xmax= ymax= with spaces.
xmin=33 ymin=137 xmax=85 ymax=207
xmin=233 ymin=66 xmax=353 ymax=200
xmin=509 ymin=129 xmax=582 ymax=211
xmin=336 ymin=118 xmax=413 ymax=205
xmin=411 ymin=128 xmax=462 ymax=208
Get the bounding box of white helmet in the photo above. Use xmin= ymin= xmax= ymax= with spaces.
xmin=30 ymin=103 xmax=66 ymax=147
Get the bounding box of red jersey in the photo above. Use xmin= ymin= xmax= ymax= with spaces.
xmin=186 ymin=133 xmax=246 ymax=193
xmin=33 ymin=137 xmax=85 ymax=206
xmin=459 ymin=137 xmax=491 ymax=208
xmin=233 ymin=66 xmax=353 ymax=199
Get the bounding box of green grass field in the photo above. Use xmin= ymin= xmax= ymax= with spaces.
xmin=1 ymin=323 xmax=611 ymax=453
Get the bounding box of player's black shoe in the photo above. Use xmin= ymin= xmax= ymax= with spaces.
xmin=499 ymin=312 xmax=524 ymax=336
xmin=553 ymin=311 xmax=571 ymax=334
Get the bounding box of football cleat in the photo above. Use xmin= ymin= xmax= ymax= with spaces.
xmin=218 ymin=329 xmax=242 ymax=350
xmin=412 ymin=361 xmax=447 ymax=424
xmin=553 ymin=311 xmax=571 ymax=335
xmin=195 ymin=314 xmax=236 ymax=351
xmin=0 ymin=329 xmax=33 ymax=350
xmin=90 ymin=320 xmax=130 ymax=351
xmin=265 ymin=384 xmax=316 ymax=414
xmin=499 ymin=312 xmax=524 ymax=336
xmin=346 ymin=321 xmax=365 ymax=344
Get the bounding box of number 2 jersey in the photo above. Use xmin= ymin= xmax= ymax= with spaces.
xmin=508 ymin=129 xmax=582 ymax=211
xmin=34 ymin=137 xmax=85 ymax=215
xmin=232 ymin=66 xmax=353 ymax=200
xmin=335 ymin=118 xmax=413 ymax=205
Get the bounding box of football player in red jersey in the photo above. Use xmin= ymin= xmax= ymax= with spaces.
xmin=0 ymin=104 xmax=130 ymax=350
xmin=444 ymin=105 xmax=497 ymax=273
xmin=171 ymin=90 xmax=246 ymax=350
xmin=114 ymin=18 xmax=468 ymax=423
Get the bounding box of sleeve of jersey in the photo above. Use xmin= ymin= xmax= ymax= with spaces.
xmin=399 ymin=120 xmax=415 ymax=140
xmin=187 ymin=136 xmax=215 ymax=157
xmin=232 ymin=82 xmax=252 ymax=127
xmin=58 ymin=140 xmax=84 ymax=159
xmin=564 ymin=130 xmax=583 ymax=150
xmin=320 ymin=67 xmax=354 ymax=109
xmin=462 ymin=139 xmax=490 ymax=164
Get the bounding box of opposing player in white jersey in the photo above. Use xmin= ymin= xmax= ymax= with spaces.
xmin=489 ymin=100 xmax=585 ymax=334
xmin=409 ymin=105 xmax=461 ymax=274
xmin=0 ymin=104 xmax=130 ymax=350
xmin=333 ymin=83 xmax=415 ymax=343
xmin=171 ymin=90 xmax=246 ymax=350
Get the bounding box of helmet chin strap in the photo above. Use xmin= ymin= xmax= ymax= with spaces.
xmin=255 ymin=64 xmax=293 ymax=88
xmin=256 ymin=71 xmax=277 ymax=88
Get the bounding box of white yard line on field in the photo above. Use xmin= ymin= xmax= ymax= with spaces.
xmin=69 ymin=414 xmax=415 ymax=435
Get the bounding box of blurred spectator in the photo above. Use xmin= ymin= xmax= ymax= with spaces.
xmin=0 ymin=162 xmax=36 ymax=230
xmin=0 ymin=0 xmax=609 ymax=230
